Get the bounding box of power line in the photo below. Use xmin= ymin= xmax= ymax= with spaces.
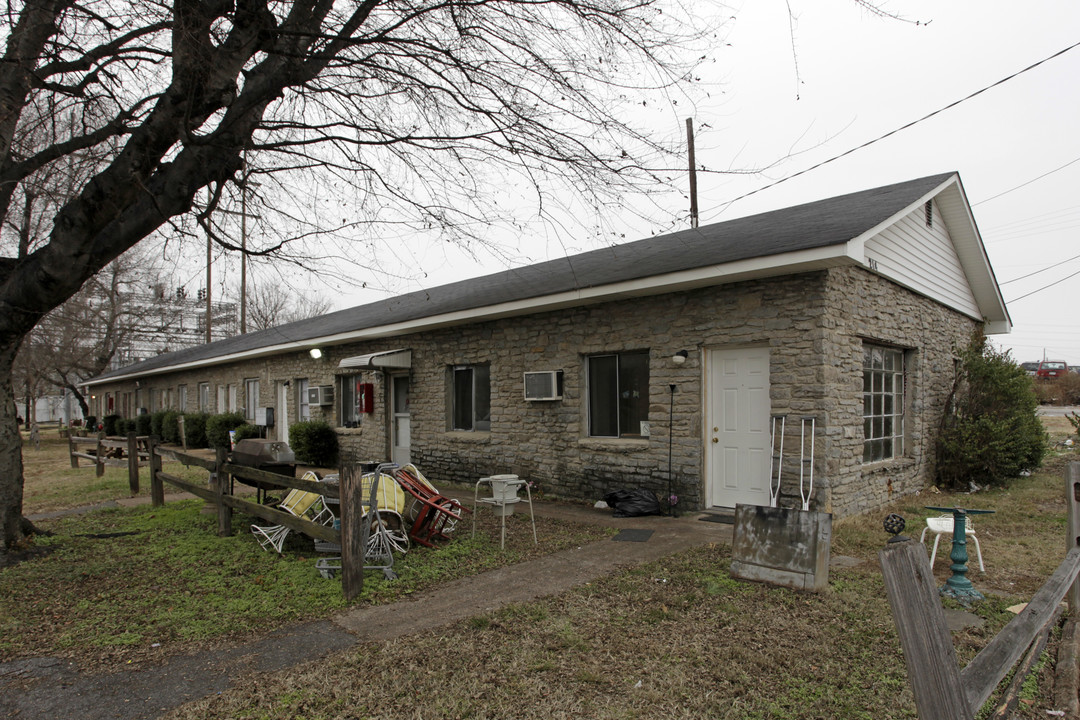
xmin=973 ymin=155 xmax=1080 ymax=206
xmin=708 ymin=39 xmax=1080 ymax=217
xmin=1007 ymin=266 xmax=1080 ymax=303
xmin=1000 ymin=252 xmax=1080 ymax=285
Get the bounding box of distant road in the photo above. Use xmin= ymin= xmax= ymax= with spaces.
xmin=1038 ymin=406 xmax=1080 ymax=417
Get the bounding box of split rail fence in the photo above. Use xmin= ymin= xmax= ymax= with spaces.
xmin=69 ymin=432 xmax=150 ymax=493
xmin=146 ymin=439 xmax=376 ymax=600
xmin=880 ymin=461 xmax=1080 ymax=720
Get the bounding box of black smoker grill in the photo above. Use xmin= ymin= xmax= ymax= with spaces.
xmin=230 ymin=438 xmax=297 ymax=499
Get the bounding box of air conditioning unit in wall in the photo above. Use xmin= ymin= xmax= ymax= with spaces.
xmin=523 ymin=371 xmax=563 ymax=401
xmin=307 ymin=385 xmax=334 ymax=406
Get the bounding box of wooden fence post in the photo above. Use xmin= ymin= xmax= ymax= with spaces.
xmin=213 ymin=447 xmax=233 ymax=537
xmin=148 ymin=436 xmax=164 ymax=507
xmin=69 ymin=434 xmax=78 ymax=468
xmin=879 ymin=539 xmax=969 ymax=720
xmin=127 ymin=432 xmax=139 ymax=494
xmin=340 ymin=463 xmax=366 ymax=601
xmin=1067 ymin=462 xmax=1080 ymax=613
xmin=94 ymin=434 xmax=104 ymax=477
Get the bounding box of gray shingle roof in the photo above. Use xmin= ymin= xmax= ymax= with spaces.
xmin=90 ymin=172 xmax=955 ymax=382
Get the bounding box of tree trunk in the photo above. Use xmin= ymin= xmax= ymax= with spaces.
xmin=0 ymin=337 xmax=26 ymax=551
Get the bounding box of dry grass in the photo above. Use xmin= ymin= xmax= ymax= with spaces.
xmin=166 ymin=446 xmax=1080 ymax=720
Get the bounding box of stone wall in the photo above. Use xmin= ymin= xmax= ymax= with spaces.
xmin=90 ymin=265 xmax=979 ymax=518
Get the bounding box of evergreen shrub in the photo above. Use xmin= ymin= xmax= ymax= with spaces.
xmin=206 ymin=412 xmax=247 ymax=448
xmin=288 ymin=420 xmax=339 ymax=467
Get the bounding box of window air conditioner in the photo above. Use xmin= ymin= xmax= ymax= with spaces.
xmin=307 ymin=385 xmax=334 ymax=406
xmin=523 ymin=371 xmax=563 ymax=401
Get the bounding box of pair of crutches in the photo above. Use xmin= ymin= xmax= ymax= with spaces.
xmin=768 ymin=415 xmax=815 ymax=511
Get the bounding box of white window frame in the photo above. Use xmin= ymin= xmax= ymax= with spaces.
xmin=340 ymin=374 xmax=363 ymax=428
xmin=198 ymin=382 xmax=210 ymax=412
xmin=863 ymin=345 xmax=906 ymax=463
xmin=297 ymin=378 xmax=311 ymax=422
xmin=244 ymin=378 xmax=259 ymax=421
xmin=177 ymin=385 xmax=188 ymax=412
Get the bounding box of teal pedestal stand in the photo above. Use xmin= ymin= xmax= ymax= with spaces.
xmin=925 ymin=506 xmax=994 ymax=605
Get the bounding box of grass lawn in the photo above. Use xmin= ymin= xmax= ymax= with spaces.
xmin=5 ymin=421 xmax=1080 ymax=719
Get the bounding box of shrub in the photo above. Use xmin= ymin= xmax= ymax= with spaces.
xmin=206 ymin=412 xmax=247 ymax=449
xmin=84 ymin=416 xmax=97 ymax=432
xmin=935 ymin=332 xmax=1047 ymax=490
xmin=102 ymin=414 xmax=121 ymax=436
xmin=161 ymin=411 xmax=181 ymax=444
xmin=288 ymin=420 xmax=339 ymax=467
xmin=150 ymin=410 xmax=167 ymax=438
xmin=116 ymin=418 xmax=134 ymax=435
xmin=232 ymin=423 xmax=261 ymax=443
xmin=134 ymin=413 xmax=152 ymax=436
xmin=182 ymin=412 xmax=210 ymax=449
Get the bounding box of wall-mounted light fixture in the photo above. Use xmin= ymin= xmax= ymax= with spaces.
xmin=309 ymin=348 xmax=323 ymax=359
xmin=672 ymin=350 xmax=689 ymax=365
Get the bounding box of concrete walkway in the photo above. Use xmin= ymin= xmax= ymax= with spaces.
xmin=2 ymin=501 xmax=731 ymax=720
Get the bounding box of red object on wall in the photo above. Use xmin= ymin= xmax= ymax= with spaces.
xmin=357 ymin=382 xmax=375 ymax=414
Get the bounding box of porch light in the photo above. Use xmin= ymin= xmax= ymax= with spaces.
xmin=672 ymin=350 xmax=688 ymax=365
xmin=309 ymin=348 xmax=323 ymax=359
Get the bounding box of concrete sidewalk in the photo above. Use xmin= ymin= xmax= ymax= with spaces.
xmin=2 ymin=502 xmax=730 ymax=720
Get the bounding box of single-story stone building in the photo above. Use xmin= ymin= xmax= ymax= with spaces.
xmin=84 ymin=172 xmax=1009 ymax=517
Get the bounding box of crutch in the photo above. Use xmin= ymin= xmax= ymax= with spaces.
xmin=799 ymin=416 xmax=816 ymax=511
xmin=768 ymin=415 xmax=786 ymax=507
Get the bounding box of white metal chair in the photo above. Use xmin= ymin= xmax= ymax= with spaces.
xmin=251 ymin=472 xmax=335 ymax=554
xmin=472 ymin=475 xmax=537 ymax=549
xmin=920 ymin=515 xmax=985 ymax=572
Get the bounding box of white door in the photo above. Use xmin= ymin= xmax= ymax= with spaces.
xmin=706 ymin=347 xmax=771 ymax=508
xmin=391 ymin=375 xmax=411 ymax=466
xmin=276 ymin=382 xmax=289 ymax=443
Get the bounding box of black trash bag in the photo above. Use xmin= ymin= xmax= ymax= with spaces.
xmin=602 ymin=488 xmax=662 ymax=518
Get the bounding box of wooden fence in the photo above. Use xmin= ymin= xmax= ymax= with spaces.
xmin=69 ymin=432 xmax=150 ymax=494
xmin=880 ymin=461 xmax=1080 ymax=720
xmin=147 ymin=439 xmax=376 ymax=600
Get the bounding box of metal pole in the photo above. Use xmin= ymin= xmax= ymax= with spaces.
xmin=668 ymin=384 xmax=676 ymax=515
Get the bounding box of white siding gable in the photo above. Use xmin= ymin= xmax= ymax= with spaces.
xmin=863 ymin=200 xmax=981 ymax=320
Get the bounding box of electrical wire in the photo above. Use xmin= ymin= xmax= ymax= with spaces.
xmin=999 ymin=252 xmax=1080 ymax=285
xmin=973 ymin=155 xmax=1080 ymax=206
xmin=707 ymin=39 xmax=1080 ymax=217
xmin=1007 ymin=266 xmax=1080 ymax=303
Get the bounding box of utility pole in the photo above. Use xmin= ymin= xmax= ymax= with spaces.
xmin=206 ymin=188 xmax=212 ymax=344
xmin=686 ymin=117 xmax=699 ymax=229
xmin=240 ymin=151 xmax=248 ymax=334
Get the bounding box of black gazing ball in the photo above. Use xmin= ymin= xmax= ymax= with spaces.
xmin=883 ymin=513 xmax=906 ymax=536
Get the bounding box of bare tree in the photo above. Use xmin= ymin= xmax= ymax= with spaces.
xmin=246 ymin=280 xmax=331 ymax=332
xmin=0 ymin=0 xmax=714 ymax=555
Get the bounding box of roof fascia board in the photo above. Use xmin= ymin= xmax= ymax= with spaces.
xmin=84 ymin=243 xmax=857 ymax=387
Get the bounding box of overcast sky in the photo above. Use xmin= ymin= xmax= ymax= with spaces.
xmin=263 ymin=1 xmax=1080 ymax=365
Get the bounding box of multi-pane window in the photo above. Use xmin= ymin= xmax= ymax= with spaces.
xmin=244 ymin=378 xmax=260 ymax=421
xmin=588 ymin=351 xmax=650 ymax=438
xmin=198 ymin=382 xmax=210 ymax=412
xmin=177 ymin=385 xmax=188 ymax=412
xmin=340 ymin=375 xmax=363 ymax=428
xmin=451 ymin=365 xmax=490 ymax=431
xmin=297 ymin=378 xmax=311 ymax=422
xmin=863 ymin=345 xmax=905 ymax=462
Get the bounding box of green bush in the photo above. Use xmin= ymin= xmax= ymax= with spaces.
xmin=102 ymin=414 xmax=121 ymax=436
xmin=935 ymin=332 xmax=1047 ymax=490
xmin=182 ymin=412 xmax=210 ymax=449
xmin=161 ymin=410 xmax=181 ymax=445
xmin=206 ymin=412 xmax=247 ymax=449
xmin=150 ymin=410 xmax=167 ymax=438
xmin=116 ymin=418 xmax=134 ymax=435
xmin=232 ymin=423 xmax=261 ymax=443
xmin=288 ymin=420 xmax=339 ymax=467
xmin=83 ymin=415 xmax=97 ymax=431
xmin=135 ymin=413 xmax=152 ymax=436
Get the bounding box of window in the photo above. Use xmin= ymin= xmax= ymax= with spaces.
xmin=244 ymin=378 xmax=259 ymax=421
xmin=198 ymin=382 xmax=210 ymax=412
xmin=217 ymin=385 xmax=225 ymax=413
xmin=340 ymin=374 xmax=363 ymax=428
xmin=863 ymin=345 xmax=905 ymax=463
xmin=177 ymin=385 xmax=188 ymax=412
xmin=297 ymin=379 xmax=311 ymax=422
xmin=587 ymin=351 xmax=649 ymax=438
xmin=451 ymin=365 xmax=490 ymax=431
xmin=228 ymin=384 xmax=237 ymax=413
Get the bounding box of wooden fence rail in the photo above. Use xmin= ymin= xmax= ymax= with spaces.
xmin=69 ymin=432 xmax=149 ymax=493
xmin=881 ymin=461 xmax=1080 ymax=720
xmin=147 ymin=439 xmax=373 ymax=600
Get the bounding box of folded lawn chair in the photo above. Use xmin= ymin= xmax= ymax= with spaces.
xmin=392 ymin=464 xmax=470 ymax=548
xmin=251 ymin=471 xmax=335 ymax=554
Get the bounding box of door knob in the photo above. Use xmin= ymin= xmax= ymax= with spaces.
xmin=711 ymin=437 xmax=718 ymax=444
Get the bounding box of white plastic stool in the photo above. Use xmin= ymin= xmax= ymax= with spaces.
xmin=472 ymin=475 xmax=537 ymax=549
xmin=920 ymin=515 xmax=985 ymax=572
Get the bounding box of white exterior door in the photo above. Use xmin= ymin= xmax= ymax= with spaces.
xmin=391 ymin=375 xmax=411 ymax=466
xmin=706 ymin=347 xmax=771 ymax=508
